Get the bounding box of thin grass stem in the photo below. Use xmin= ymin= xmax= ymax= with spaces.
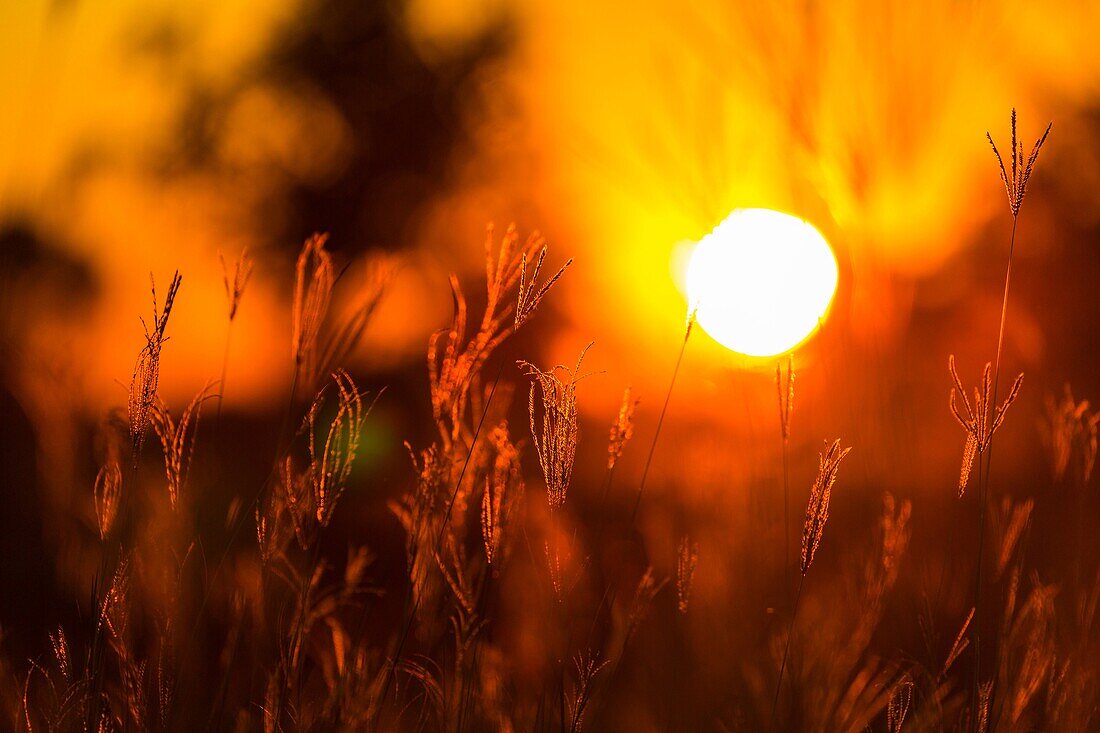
xmin=630 ymin=315 xmax=694 ymax=523
xmin=770 ymin=573 xmax=805 ymax=730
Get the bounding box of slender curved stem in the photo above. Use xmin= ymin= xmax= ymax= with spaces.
xmin=988 ymin=216 xmax=1019 ymax=427
xmin=971 ymin=215 xmax=1018 ymax=726
xmin=631 ymin=318 xmax=694 ymax=523
xmin=770 ymin=573 xmax=805 ymax=729
xmin=782 ymin=435 xmax=791 ymax=607
xmin=216 ymin=319 xmax=234 ymax=428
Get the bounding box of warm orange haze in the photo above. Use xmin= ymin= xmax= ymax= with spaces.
xmin=2 ymin=1 xmax=1100 ymax=731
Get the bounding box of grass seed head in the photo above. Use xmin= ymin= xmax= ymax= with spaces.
xmin=627 ymin=567 xmax=667 ymax=639
xmin=514 ymin=228 xmax=572 ymax=330
xmin=480 ymin=476 xmax=502 ymax=566
xmin=987 ymin=108 xmax=1052 ymax=218
xmin=801 ymin=439 xmax=852 ymax=575
xmin=1043 ymin=385 xmax=1099 ymax=483
xmin=309 ymin=369 xmax=373 ymax=528
xmin=479 ymin=423 xmax=523 ymax=567
xmin=545 ymin=540 xmax=565 ymax=603
xmin=127 ymin=271 xmax=182 ymax=464
xmin=94 ymin=457 xmax=122 ymax=541
xmin=607 ymin=385 xmax=639 ymax=471
xmin=519 ymin=343 xmax=593 ymax=511
xmin=948 ymin=355 xmax=1024 ymax=495
xmin=677 ymin=536 xmax=699 ymax=614
xmin=566 ymin=651 xmax=609 ymax=733
xmin=429 ymin=223 xmax=569 ymax=448
xmin=292 ymin=233 xmax=335 ymax=388
xmin=776 ymin=354 xmax=795 ymax=441
xmin=887 ymin=676 xmax=913 ymax=733
xmin=220 ymin=247 xmax=254 ymax=322
xmin=942 ymin=607 xmax=975 ymax=676
xmin=150 ymin=381 xmax=215 ymax=511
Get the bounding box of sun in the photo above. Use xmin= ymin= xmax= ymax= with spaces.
xmin=685 ymin=208 xmax=838 ymax=357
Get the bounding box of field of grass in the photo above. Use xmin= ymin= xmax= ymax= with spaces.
xmin=2 ymin=111 xmax=1098 ymax=733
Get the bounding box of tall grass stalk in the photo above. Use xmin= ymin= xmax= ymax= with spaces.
xmin=216 ymin=248 xmax=253 ymax=427
xmin=776 ymin=356 xmax=794 ymax=604
xmin=970 ymin=111 xmax=1051 ymax=723
xmin=377 ymin=355 xmax=506 ymax=713
xmin=770 ymin=574 xmax=804 ymax=729
xmin=770 ymin=439 xmax=850 ymax=729
xmin=630 ymin=310 xmax=695 ymax=523
xmin=971 ymin=217 xmax=1016 ymax=705
xmin=380 ymin=225 xmax=571 ymax=720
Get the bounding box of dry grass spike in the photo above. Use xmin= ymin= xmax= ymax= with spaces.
xmin=128 ymin=271 xmax=182 ymax=463
xmin=801 ymin=439 xmax=852 ymax=575
xmin=942 ymin=607 xmax=975 ymax=676
xmin=220 ymin=248 xmax=254 ymax=322
xmin=94 ymin=457 xmax=122 ymax=540
xmin=514 ymin=227 xmax=572 ymax=329
xmin=150 ymin=381 xmax=215 ymax=510
xmin=607 ymin=385 xmax=639 ymax=471
xmin=520 ymin=343 xmax=593 ymax=511
xmin=776 ymin=355 xmax=794 ymax=441
xmin=428 ymin=223 xmax=569 ymax=448
xmin=292 ymin=233 xmax=335 ymax=388
xmin=1043 ymin=385 xmax=1099 ymax=483
xmin=545 ymin=540 xmax=564 ymax=603
xmin=887 ymin=676 xmax=913 ymax=733
xmin=626 ymin=567 xmax=666 ymax=640
xmin=987 ymin=108 xmax=1052 ymax=218
xmin=480 ymin=476 xmax=503 ymax=566
xmin=308 ymin=369 xmax=374 ymax=527
xmin=948 ymin=355 xmax=1024 ymax=495
xmin=677 ymin=536 xmax=699 ymax=614
xmin=566 ymin=651 xmax=609 ymax=733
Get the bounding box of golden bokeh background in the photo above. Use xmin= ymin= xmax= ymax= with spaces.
xmin=3 ymin=2 xmax=1100 ymax=727
xmin=6 ymin=0 xmax=1100 ymax=516
xmin=5 ymin=1 xmax=1100 ymax=408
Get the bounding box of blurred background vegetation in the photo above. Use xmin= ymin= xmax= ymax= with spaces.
xmin=3 ymin=0 xmax=1100 ymax=728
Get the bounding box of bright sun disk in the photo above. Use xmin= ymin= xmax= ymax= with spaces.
xmin=685 ymin=208 xmax=838 ymax=357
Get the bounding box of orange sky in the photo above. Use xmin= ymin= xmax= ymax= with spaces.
xmin=4 ymin=0 xmax=1100 ymax=416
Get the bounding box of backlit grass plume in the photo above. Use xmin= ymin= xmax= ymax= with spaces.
xmin=480 ymin=476 xmax=503 ymax=567
xmin=128 ymin=271 xmax=182 ymax=464
xmin=219 ymin=247 xmax=254 ymax=323
xmin=987 ymin=108 xmax=1052 ymax=219
xmin=515 ymin=230 xmax=573 ymax=329
xmin=291 ymin=233 xmax=390 ymax=397
xmin=94 ymin=455 xmax=122 ymax=540
xmin=480 ymin=423 xmax=523 ymax=567
xmin=566 ymin=651 xmax=609 ymax=733
xmin=776 ymin=355 xmax=794 ymax=442
xmin=519 ymin=343 xmax=593 ymax=511
xmin=801 ymin=439 xmax=852 ymax=575
xmin=429 ymin=223 xmax=570 ymax=447
xmin=263 ymin=370 xmax=375 ymax=552
xmin=150 ymin=381 xmax=215 ymax=511
xmin=307 ymin=369 xmax=373 ymax=527
xmin=774 ymin=438 xmax=852 ymax=728
xmin=677 ymin=536 xmax=699 ymax=614
xmin=948 ymin=355 xmax=1024 ymax=496
xmin=292 ymin=233 xmax=334 ymax=391
xmin=607 ymin=385 xmax=639 ymax=472
xmin=1043 ymin=385 xmax=1099 ymax=483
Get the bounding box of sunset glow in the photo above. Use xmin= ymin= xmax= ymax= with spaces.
xmin=2 ymin=3 xmax=1097 ymax=729
xmin=685 ymin=208 xmax=838 ymax=357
